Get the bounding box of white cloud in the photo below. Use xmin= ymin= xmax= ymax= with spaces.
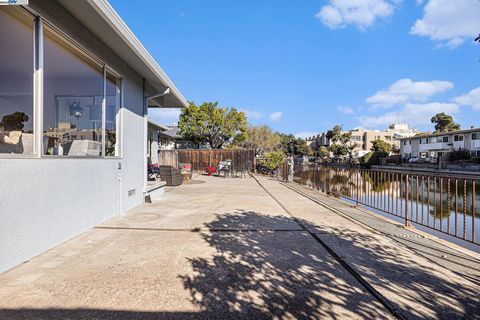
xmin=454 ymin=87 xmax=480 ymax=111
xmin=337 ymin=106 xmax=354 ymax=114
xmin=269 ymin=111 xmax=283 ymax=122
xmin=411 ymin=0 xmax=480 ymax=48
xmin=240 ymin=109 xmax=264 ymax=120
xmin=148 ymin=108 xmax=181 ymax=125
xmin=356 ymin=102 xmax=459 ymax=128
xmin=366 ymin=78 xmax=454 ymax=108
xmin=295 ymin=132 xmax=318 ymax=139
xmin=316 ymin=0 xmax=402 ymax=30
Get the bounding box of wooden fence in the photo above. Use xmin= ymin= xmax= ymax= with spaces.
xmin=158 ymin=149 xmax=256 ymax=172
xmin=158 ymin=150 xmax=178 ymax=168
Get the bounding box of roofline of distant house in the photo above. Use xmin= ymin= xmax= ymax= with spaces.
xmin=147 ymin=118 xmax=170 ymax=131
xmin=86 ymin=0 xmax=189 ymax=108
xmin=399 ymin=128 xmax=480 ymax=140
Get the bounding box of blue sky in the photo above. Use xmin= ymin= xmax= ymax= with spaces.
xmin=110 ymin=0 xmax=480 ymax=137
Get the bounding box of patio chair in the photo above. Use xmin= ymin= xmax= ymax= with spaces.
xmin=217 ymin=160 xmax=232 ymax=178
xmin=158 ymin=165 xmax=183 ymax=186
xmin=179 ymin=163 xmax=193 ymax=179
xmin=148 ymin=165 xmax=160 ymax=180
xmin=147 ymin=158 xmax=160 ymax=180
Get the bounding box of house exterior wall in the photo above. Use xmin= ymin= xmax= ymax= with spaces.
xmin=0 ymin=1 xmax=151 ymax=273
xmin=159 ymin=138 xmax=176 ymax=151
xmin=148 ymin=125 xmax=160 ymax=165
xmin=400 ymin=129 xmax=480 ymax=159
xmin=411 ymin=139 xmax=420 ymax=157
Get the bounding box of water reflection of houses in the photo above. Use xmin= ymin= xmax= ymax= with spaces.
xmin=294 ymin=165 xmax=480 ymax=217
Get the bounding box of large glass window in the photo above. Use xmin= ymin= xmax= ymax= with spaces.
xmin=0 ymin=7 xmax=34 ymax=155
xmin=1 ymin=10 xmax=122 ymax=158
xmin=43 ymin=24 xmax=104 ymax=156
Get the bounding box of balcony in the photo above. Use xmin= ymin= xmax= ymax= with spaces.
xmin=418 ymin=142 xmax=451 ymax=152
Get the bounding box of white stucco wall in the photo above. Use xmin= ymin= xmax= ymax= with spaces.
xmin=0 ymin=105 xmax=148 ymax=274
xmin=0 ymin=106 xmax=146 ymax=273
xmin=0 ymin=158 xmax=120 ymax=271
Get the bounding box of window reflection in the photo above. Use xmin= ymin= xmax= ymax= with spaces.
xmin=106 ymin=72 xmax=121 ymax=157
xmin=0 ymin=7 xmax=34 ymax=155
xmin=43 ymin=25 xmax=104 ymax=156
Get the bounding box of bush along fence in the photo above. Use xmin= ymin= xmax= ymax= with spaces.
xmin=289 ymin=164 xmax=479 ymax=245
xmin=158 ymin=149 xmax=256 ymax=173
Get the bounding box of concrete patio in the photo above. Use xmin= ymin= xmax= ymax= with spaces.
xmin=0 ymin=175 xmax=479 ymax=319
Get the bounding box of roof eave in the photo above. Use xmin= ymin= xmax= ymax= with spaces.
xmin=85 ymin=0 xmax=188 ymax=108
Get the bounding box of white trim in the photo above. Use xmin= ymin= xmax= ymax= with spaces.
xmin=120 ymin=79 xmax=125 ymax=158
xmin=86 ymin=0 xmax=188 ymax=108
xmin=33 ymin=16 xmax=43 ymax=158
xmin=101 ymin=66 xmax=107 ymax=157
xmin=143 ymin=94 xmax=148 ymax=195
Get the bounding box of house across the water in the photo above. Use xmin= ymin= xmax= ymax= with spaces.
xmin=400 ymin=128 xmax=480 ymax=160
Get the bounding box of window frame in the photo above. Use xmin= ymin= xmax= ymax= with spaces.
xmin=104 ymin=66 xmax=123 ymax=158
xmin=0 ymin=8 xmax=123 ymax=159
xmin=41 ymin=19 xmax=123 ymax=158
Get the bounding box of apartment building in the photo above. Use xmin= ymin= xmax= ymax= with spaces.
xmin=306 ymin=124 xmax=418 ymax=158
xmin=306 ymin=132 xmax=331 ymax=149
xmin=400 ymin=128 xmax=480 ymax=160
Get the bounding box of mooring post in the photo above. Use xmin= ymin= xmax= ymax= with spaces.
xmin=405 ymin=174 xmax=410 ymax=227
xmin=288 ymin=157 xmax=294 ymax=183
xmin=356 ymin=169 xmax=359 ymax=207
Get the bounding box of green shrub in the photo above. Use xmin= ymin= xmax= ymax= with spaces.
xmin=262 ymin=151 xmax=286 ymax=170
xmin=473 ymin=157 xmax=480 ymax=164
xmin=447 ymin=149 xmax=471 ymax=162
xmin=361 ymin=151 xmax=388 ymax=168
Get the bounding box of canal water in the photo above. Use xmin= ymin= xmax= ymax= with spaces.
xmin=293 ymin=165 xmax=480 ymax=244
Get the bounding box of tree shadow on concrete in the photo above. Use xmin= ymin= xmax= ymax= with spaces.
xmin=1 ymin=210 xmax=479 ymax=319
xmin=179 ymin=210 xmax=389 ymax=319
xmin=0 ymin=309 xmax=204 ymax=320
xmin=311 ymin=225 xmax=480 ymax=320
xmin=180 ymin=210 xmax=480 ymax=320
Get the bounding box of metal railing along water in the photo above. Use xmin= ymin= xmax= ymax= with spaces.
xmin=292 ymin=164 xmax=479 ymax=245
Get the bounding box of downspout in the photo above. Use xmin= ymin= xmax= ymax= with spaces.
xmin=143 ymin=78 xmax=148 ymax=201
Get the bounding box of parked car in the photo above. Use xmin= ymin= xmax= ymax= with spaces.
xmin=408 ymin=157 xmax=419 ymax=163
